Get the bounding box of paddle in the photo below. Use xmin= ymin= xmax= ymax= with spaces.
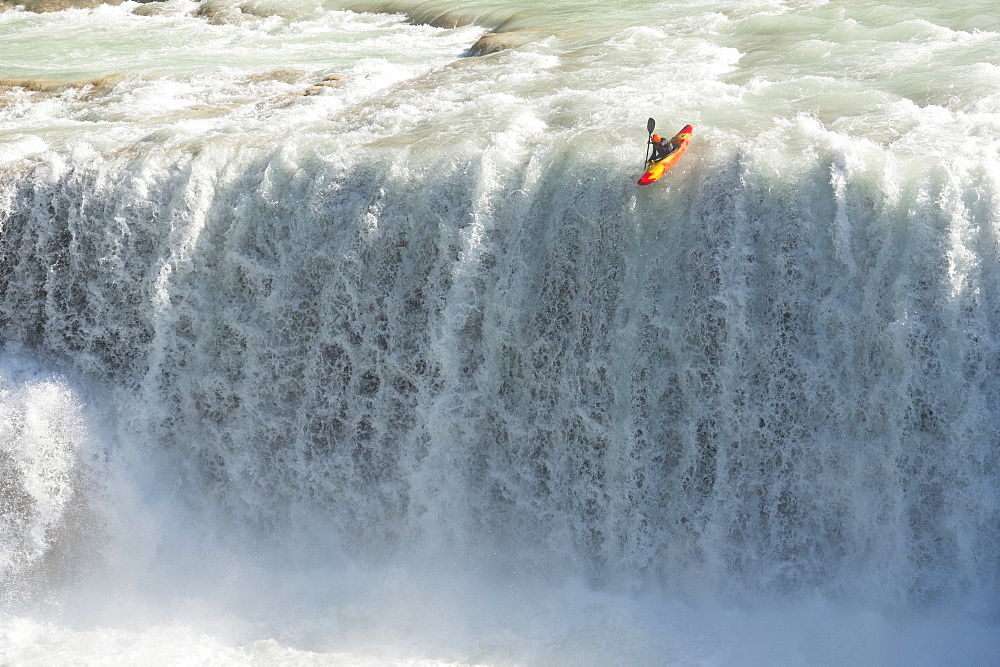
xmin=644 ymin=117 xmax=655 ymax=165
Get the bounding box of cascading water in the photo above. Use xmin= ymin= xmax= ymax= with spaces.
xmin=1 ymin=0 xmax=998 ymax=663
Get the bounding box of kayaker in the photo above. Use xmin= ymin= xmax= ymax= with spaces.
xmin=650 ymin=134 xmax=676 ymax=162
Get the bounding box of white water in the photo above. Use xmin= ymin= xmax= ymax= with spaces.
xmin=1 ymin=0 xmax=999 ymax=663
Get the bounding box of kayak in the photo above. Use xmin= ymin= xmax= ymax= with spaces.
xmin=637 ymin=124 xmax=693 ymax=186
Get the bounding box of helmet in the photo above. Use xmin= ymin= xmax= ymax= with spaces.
xmin=651 ymin=134 xmax=661 ymax=142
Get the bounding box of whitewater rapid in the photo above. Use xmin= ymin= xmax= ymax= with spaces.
xmin=2 ymin=0 xmax=1000 ymax=664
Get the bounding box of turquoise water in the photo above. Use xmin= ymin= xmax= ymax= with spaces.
xmin=1 ymin=0 xmax=999 ymax=664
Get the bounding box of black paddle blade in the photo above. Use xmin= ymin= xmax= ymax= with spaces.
xmin=644 ymin=118 xmax=655 ymax=165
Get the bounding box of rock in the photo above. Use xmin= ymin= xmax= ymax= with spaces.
xmin=0 ymin=0 xmax=163 ymax=11
xmin=2 ymin=0 xmax=116 ymax=12
xmin=0 ymin=74 xmax=123 ymax=98
xmin=466 ymin=30 xmax=547 ymax=57
xmin=304 ymin=75 xmax=344 ymax=96
xmin=132 ymin=2 xmax=170 ymax=16
xmin=192 ymin=0 xmax=244 ymax=24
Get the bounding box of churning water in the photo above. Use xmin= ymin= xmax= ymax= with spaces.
xmin=1 ymin=0 xmax=999 ymax=663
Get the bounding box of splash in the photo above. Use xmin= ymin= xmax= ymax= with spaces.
xmin=0 ymin=360 xmax=88 ymax=586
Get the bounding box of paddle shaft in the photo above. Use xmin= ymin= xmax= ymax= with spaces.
xmin=644 ymin=117 xmax=655 ymax=164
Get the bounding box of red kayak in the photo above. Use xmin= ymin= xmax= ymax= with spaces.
xmin=637 ymin=124 xmax=693 ymax=185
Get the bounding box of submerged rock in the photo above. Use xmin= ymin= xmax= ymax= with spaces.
xmin=190 ymin=0 xmax=300 ymax=24
xmin=242 ymin=69 xmax=309 ymax=86
xmin=345 ymin=2 xmax=476 ymax=29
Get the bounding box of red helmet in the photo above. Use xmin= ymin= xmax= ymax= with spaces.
xmin=651 ymin=134 xmax=661 ymax=142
